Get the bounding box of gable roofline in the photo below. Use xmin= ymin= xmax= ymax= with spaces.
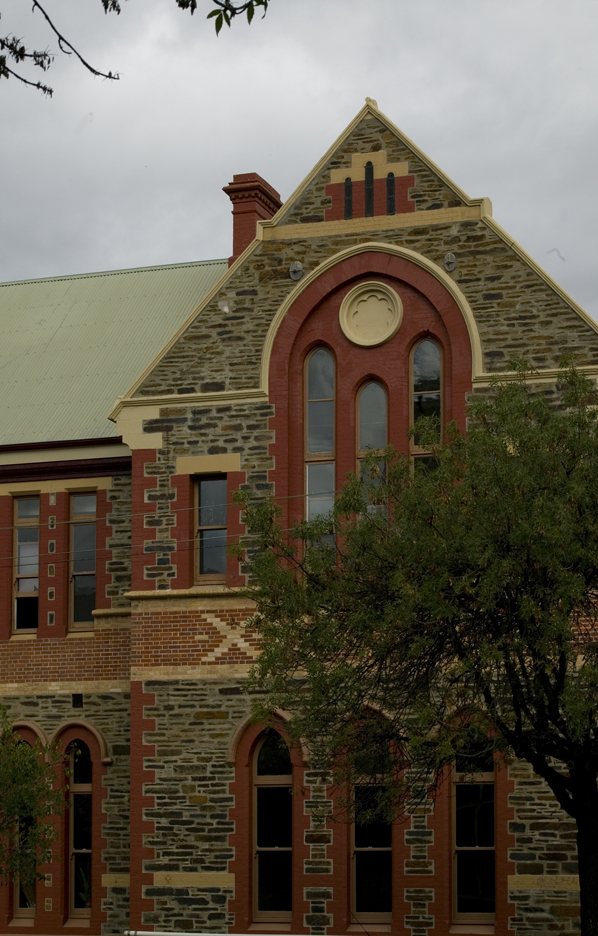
xmin=265 ymin=97 xmax=474 ymax=228
xmin=109 ymin=100 xmax=598 ymax=419
xmin=109 ymin=99 xmax=477 ymax=415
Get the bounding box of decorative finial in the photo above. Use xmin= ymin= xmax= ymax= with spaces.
xmin=365 ymin=97 xmax=378 ymax=109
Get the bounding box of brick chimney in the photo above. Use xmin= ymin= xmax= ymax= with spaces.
xmin=223 ymin=173 xmax=282 ymax=265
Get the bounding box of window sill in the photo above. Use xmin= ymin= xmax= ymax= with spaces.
xmin=450 ymin=926 xmax=495 ymax=934
xmin=8 ymin=918 xmax=34 ymax=926
xmin=64 ymin=917 xmax=90 ymax=927
xmin=66 ymin=631 xmax=94 ymax=639
xmin=347 ymin=926 xmax=390 ymax=932
xmin=9 ymin=633 xmax=37 ymax=640
xmin=249 ymin=925 xmax=291 ymax=932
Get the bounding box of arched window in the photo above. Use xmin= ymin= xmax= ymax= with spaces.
xmin=453 ymin=750 xmax=495 ymax=924
xmin=68 ymin=740 xmax=92 ymax=918
xmin=352 ymin=787 xmax=392 ymax=924
xmin=357 ymin=381 xmax=387 ymax=464
xmin=410 ymin=339 xmax=442 ymax=460
xmin=253 ymin=732 xmax=293 ymax=922
xmin=305 ymin=348 xmax=335 ymax=522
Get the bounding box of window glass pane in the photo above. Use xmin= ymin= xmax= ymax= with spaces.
xmin=308 ymin=348 xmax=334 ymax=400
xmin=18 ymin=878 xmax=36 ymax=909
xmin=414 ymin=456 xmax=440 ymax=475
xmin=359 ymin=382 xmax=387 ymax=451
xmin=17 ymin=498 xmax=39 ymax=520
xmin=17 ymin=529 xmax=39 ymax=575
xmin=257 ymin=733 xmax=292 ymax=775
xmin=413 ymin=393 xmax=441 ymax=446
xmin=257 ymin=787 xmax=292 ymax=847
xmin=200 ymin=529 xmax=227 ymax=575
xmin=355 ymin=787 xmax=392 ymax=847
xmin=307 ymin=463 xmax=335 ymax=520
xmin=258 ymin=850 xmax=292 ymax=912
xmin=355 ymin=813 xmax=392 ymax=848
xmin=457 ymin=850 xmax=495 ymax=914
xmin=456 ymin=784 xmax=494 ymax=847
xmin=355 ymin=852 xmax=392 ymax=913
xmin=307 ymin=463 xmax=335 ymax=498
xmin=199 ymin=478 xmax=227 ymax=528
xmin=73 ymin=741 xmax=92 ymax=785
xmin=73 ymin=794 xmax=92 ymax=850
xmin=72 ymin=494 xmax=96 ymax=516
xmin=308 ymin=400 xmax=334 ymax=453
xmin=413 ymin=341 xmax=440 ymax=392
xmin=17 ymin=577 xmax=39 ymax=593
xmin=73 ymin=852 xmax=92 ymax=909
xmin=74 ymin=576 xmax=96 ymax=623
xmin=15 ymin=597 xmax=38 ymax=629
xmin=456 ymin=748 xmax=495 ymax=774
xmin=73 ymin=525 xmax=95 ymax=573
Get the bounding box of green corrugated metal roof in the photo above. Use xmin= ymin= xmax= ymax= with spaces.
xmin=0 ymin=258 xmax=228 ymax=446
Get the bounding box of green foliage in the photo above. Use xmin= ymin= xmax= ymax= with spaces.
xmin=0 ymin=706 xmax=65 ymax=883
xmin=241 ymin=365 xmax=598 ymax=823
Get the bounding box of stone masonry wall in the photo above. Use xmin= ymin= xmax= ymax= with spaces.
xmin=279 ymin=113 xmax=463 ymax=225
xmin=509 ymin=761 xmax=580 ymax=936
xmin=138 ymin=401 xmax=274 ymax=590
xmin=136 ymin=222 xmax=598 ymax=400
xmin=141 ymin=677 xmax=251 ymax=933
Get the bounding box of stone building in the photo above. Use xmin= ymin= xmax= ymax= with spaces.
xmin=0 ymin=99 xmax=592 ymax=936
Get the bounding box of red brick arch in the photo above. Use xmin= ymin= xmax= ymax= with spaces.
xmin=268 ymin=250 xmax=473 ymax=529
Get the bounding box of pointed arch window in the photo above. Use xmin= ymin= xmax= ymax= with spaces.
xmin=305 ymin=348 xmax=335 ymax=522
xmin=68 ymin=740 xmax=92 ymax=917
xmin=253 ymin=732 xmax=293 ymax=922
xmin=410 ymin=339 xmax=442 ymax=462
xmin=357 ymin=381 xmax=387 ymax=465
xmin=352 ymin=787 xmax=392 ymax=923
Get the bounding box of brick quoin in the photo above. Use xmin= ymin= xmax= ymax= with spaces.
xmin=129 ymin=681 xmax=156 ymax=930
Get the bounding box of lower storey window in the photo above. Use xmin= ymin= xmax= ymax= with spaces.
xmin=454 ymin=759 xmax=495 ymax=920
xmin=254 ymin=732 xmax=293 ymax=920
xmin=69 ymin=740 xmax=93 ymax=915
xmin=353 ymin=787 xmax=392 ymax=921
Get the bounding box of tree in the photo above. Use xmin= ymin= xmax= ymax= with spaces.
xmin=0 ymin=706 xmax=65 ymax=885
xmin=0 ymin=0 xmax=269 ymax=96
xmin=240 ymin=365 xmax=598 ymax=936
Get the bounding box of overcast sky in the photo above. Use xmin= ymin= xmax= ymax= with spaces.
xmin=2 ymin=0 xmax=597 ymax=319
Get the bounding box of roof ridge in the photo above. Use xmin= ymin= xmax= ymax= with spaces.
xmin=0 ymin=257 xmax=228 ymax=289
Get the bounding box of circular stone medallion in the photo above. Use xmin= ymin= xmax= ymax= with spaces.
xmin=339 ymin=281 xmax=403 ymax=347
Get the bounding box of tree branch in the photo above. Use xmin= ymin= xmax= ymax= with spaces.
xmin=31 ymin=1 xmax=119 ymax=81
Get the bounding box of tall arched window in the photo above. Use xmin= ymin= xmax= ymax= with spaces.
xmin=352 ymin=786 xmax=392 ymax=924
xmin=68 ymin=740 xmax=92 ymax=918
xmin=253 ymin=732 xmax=293 ymax=922
xmin=410 ymin=339 xmax=442 ymax=460
xmin=357 ymin=381 xmax=387 ymax=467
xmin=305 ymin=348 xmax=335 ymax=523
